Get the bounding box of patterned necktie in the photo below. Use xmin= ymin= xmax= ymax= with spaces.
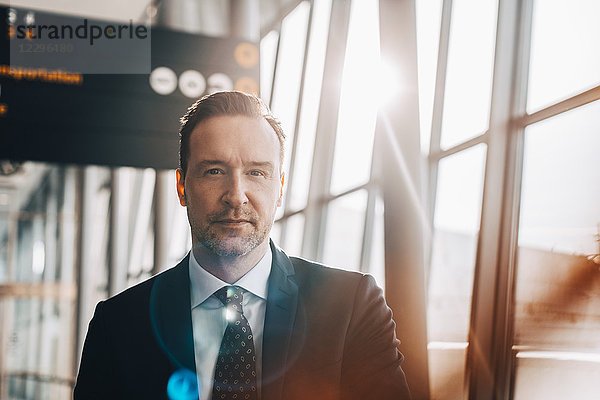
xmin=212 ymin=286 xmax=258 ymax=400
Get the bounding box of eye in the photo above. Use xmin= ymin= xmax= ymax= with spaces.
xmin=249 ymin=170 xmax=265 ymax=177
xmin=206 ymin=168 xmax=223 ymax=175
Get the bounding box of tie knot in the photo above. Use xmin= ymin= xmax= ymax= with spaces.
xmin=214 ymin=286 xmax=244 ymax=313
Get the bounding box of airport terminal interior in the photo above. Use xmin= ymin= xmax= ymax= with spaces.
xmin=0 ymin=0 xmax=599 ymax=399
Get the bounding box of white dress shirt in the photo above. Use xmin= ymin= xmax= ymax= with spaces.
xmin=188 ymin=248 xmax=272 ymax=400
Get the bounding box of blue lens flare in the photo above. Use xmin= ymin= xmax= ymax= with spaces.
xmin=167 ymin=369 xmax=199 ymax=400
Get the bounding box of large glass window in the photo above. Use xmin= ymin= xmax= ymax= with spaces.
xmin=269 ymin=1 xmax=310 ymax=179
xmin=322 ymin=190 xmax=369 ymax=271
xmin=424 ymin=0 xmax=495 ymax=395
xmin=416 ymin=0 xmax=443 ymax=154
xmin=287 ymin=0 xmax=332 ymax=211
xmin=427 ymin=144 xmax=487 ymax=400
xmin=267 ymin=0 xmax=384 ymax=283
xmin=279 ymin=212 xmax=305 ymax=257
xmin=330 ymin=0 xmax=380 ymax=195
xmin=512 ymin=100 xmax=600 ymax=400
xmin=405 ymin=0 xmax=600 ymax=396
xmin=259 ymin=30 xmax=279 ymax=103
xmin=440 ymin=0 xmax=498 ymax=149
xmin=527 ymin=0 xmax=600 ymax=113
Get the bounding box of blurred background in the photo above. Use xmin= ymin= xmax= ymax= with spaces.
xmin=0 ymin=0 xmax=599 ymax=399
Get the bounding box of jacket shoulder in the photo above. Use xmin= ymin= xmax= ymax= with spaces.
xmin=286 ymin=255 xmax=381 ymax=301
xmin=100 ymin=257 xmax=188 ymax=312
xmin=288 ymin=255 xmax=368 ymax=282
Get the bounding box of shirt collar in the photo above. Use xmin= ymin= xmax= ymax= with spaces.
xmin=188 ymin=247 xmax=272 ymax=309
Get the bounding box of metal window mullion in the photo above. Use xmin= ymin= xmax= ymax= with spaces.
xmin=498 ymin=0 xmax=533 ymax=398
xmin=280 ymin=0 xmax=314 ymax=249
xmin=108 ymin=169 xmax=129 ymax=296
xmin=128 ymin=169 xmax=155 ymax=277
xmin=37 ymin=169 xmax=59 ymax=385
xmin=427 ymin=0 xmax=453 ymax=228
xmin=499 ymin=121 xmax=526 ymax=400
xmin=58 ymin=166 xmax=78 ymax=383
xmin=359 ymin=123 xmax=386 ymax=275
xmin=153 ymin=170 xmax=170 ymax=274
xmin=282 ymin=0 xmax=314 ymax=209
xmin=466 ymin=0 xmax=532 ymax=399
xmin=59 ymin=167 xmax=78 ymax=284
xmin=268 ymin=23 xmax=283 ymax=110
xmin=359 ymin=185 xmax=377 ymax=274
xmin=429 ymin=132 xmax=489 ymax=162
xmin=6 ymin=199 xmax=18 ymax=283
xmin=277 ymin=181 xmax=372 ymax=224
xmin=74 ymin=166 xmax=99 ymax=375
xmin=301 ymin=0 xmax=352 ymax=261
xmin=126 ymin=169 xmax=144 ymax=268
xmin=520 ymin=84 xmax=600 ymax=127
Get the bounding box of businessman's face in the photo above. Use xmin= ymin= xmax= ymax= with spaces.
xmin=176 ymin=115 xmax=284 ymax=257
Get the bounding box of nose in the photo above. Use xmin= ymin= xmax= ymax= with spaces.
xmin=221 ymin=173 xmax=249 ymax=208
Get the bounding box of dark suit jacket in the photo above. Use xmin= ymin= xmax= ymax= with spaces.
xmin=74 ymin=242 xmax=411 ymax=399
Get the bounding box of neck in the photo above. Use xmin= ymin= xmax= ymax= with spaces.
xmin=192 ymin=240 xmax=269 ymax=283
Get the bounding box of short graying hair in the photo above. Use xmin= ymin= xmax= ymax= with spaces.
xmin=178 ymin=91 xmax=285 ymax=177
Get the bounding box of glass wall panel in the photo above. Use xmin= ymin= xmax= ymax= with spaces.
xmin=124 ymin=168 xmax=154 ymax=284
xmin=281 ymin=212 xmax=305 ymax=258
xmin=287 ymin=0 xmax=332 ymax=211
xmin=427 ymin=144 xmax=487 ymax=400
xmin=0 ymin=164 xmax=79 ymax=399
xmin=440 ymin=0 xmax=498 ymax=149
xmin=527 ymin=0 xmax=600 ymax=113
xmin=260 ymin=30 xmax=279 ymax=104
xmin=269 ymin=1 xmax=310 ymax=181
xmin=0 ymin=212 xmax=8 ymax=282
xmin=85 ymin=167 xmax=111 ymax=305
xmin=416 ymin=0 xmax=443 ymax=154
xmin=0 ymin=162 xmax=184 ymax=399
xmin=270 ymin=221 xmax=282 ymax=246
xmin=329 ymin=0 xmax=379 ymax=195
xmin=512 ymin=100 xmax=600 ymax=400
xmin=4 ymin=295 xmax=76 ymax=400
xmin=322 ymin=190 xmax=368 ymax=271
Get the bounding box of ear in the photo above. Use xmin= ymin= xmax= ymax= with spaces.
xmin=277 ymin=172 xmax=285 ymax=207
xmin=176 ymin=168 xmax=187 ymax=206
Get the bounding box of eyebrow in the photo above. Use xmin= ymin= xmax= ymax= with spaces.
xmin=195 ymin=160 xmax=275 ymax=171
xmin=196 ymin=160 xmax=227 ymax=168
xmin=247 ymin=161 xmax=275 ymax=171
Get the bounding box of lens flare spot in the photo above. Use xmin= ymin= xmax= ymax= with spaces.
xmin=226 ymin=306 xmax=237 ymax=322
xmin=167 ymin=369 xmax=198 ymax=400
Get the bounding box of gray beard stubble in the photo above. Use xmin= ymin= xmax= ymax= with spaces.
xmin=191 ymin=213 xmax=273 ymax=257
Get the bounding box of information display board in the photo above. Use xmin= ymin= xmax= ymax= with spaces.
xmin=0 ymin=6 xmax=260 ymax=169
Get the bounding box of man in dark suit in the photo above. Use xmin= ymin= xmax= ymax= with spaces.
xmin=74 ymin=91 xmax=411 ymax=400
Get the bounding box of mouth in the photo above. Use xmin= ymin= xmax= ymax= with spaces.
xmin=214 ymin=219 xmax=252 ymax=226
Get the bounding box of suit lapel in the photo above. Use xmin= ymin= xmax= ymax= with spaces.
xmin=148 ymin=246 xmax=299 ymax=398
xmin=261 ymin=242 xmax=299 ymax=400
xmin=149 ymin=255 xmax=196 ymax=373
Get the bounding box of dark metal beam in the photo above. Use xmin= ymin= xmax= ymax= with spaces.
xmin=467 ymin=0 xmax=532 ymax=398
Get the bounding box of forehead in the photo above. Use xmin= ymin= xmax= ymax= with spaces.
xmin=188 ymin=115 xmax=280 ymax=164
